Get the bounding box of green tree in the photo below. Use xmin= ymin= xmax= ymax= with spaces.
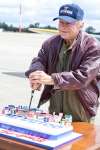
xmin=34 ymin=22 xmax=40 ymax=28
xmin=0 ymin=22 xmax=8 ymax=30
xmin=85 ymin=26 xmax=96 ymax=34
xmin=29 ymin=24 xmax=35 ymax=28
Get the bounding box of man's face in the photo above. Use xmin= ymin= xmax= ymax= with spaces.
xmin=58 ymin=20 xmax=83 ymax=40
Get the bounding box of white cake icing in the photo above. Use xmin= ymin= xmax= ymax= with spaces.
xmin=0 ymin=114 xmax=73 ymax=139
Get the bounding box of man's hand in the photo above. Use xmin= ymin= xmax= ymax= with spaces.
xmin=29 ymin=71 xmax=54 ymax=86
xmin=29 ymin=82 xmax=41 ymax=91
xmin=29 ymin=73 xmax=41 ymax=90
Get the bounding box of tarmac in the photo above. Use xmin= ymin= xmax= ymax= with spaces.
xmin=0 ymin=32 xmax=100 ymax=124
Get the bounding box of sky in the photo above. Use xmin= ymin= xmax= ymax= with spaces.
xmin=0 ymin=0 xmax=100 ymax=31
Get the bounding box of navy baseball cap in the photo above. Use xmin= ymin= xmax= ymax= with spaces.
xmin=53 ymin=3 xmax=84 ymax=23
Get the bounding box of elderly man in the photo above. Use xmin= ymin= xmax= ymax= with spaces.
xmin=25 ymin=3 xmax=100 ymax=122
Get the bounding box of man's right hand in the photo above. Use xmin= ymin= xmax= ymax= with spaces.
xmin=30 ymin=82 xmax=41 ymax=91
xmin=29 ymin=73 xmax=41 ymax=91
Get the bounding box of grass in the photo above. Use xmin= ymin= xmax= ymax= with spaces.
xmin=28 ymin=28 xmax=58 ymax=34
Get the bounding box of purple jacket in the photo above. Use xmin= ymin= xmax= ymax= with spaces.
xmin=25 ymin=31 xmax=100 ymax=117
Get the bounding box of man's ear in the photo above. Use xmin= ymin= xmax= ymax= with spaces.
xmin=80 ymin=21 xmax=84 ymax=29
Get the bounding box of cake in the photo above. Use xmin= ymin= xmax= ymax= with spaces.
xmin=0 ymin=105 xmax=82 ymax=149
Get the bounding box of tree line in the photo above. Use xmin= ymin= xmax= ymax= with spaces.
xmin=0 ymin=22 xmax=57 ymax=33
xmin=0 ymin=22 xmax=100 ymax=35
xmin=85 ymin=26 xmax=100 ymax=35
